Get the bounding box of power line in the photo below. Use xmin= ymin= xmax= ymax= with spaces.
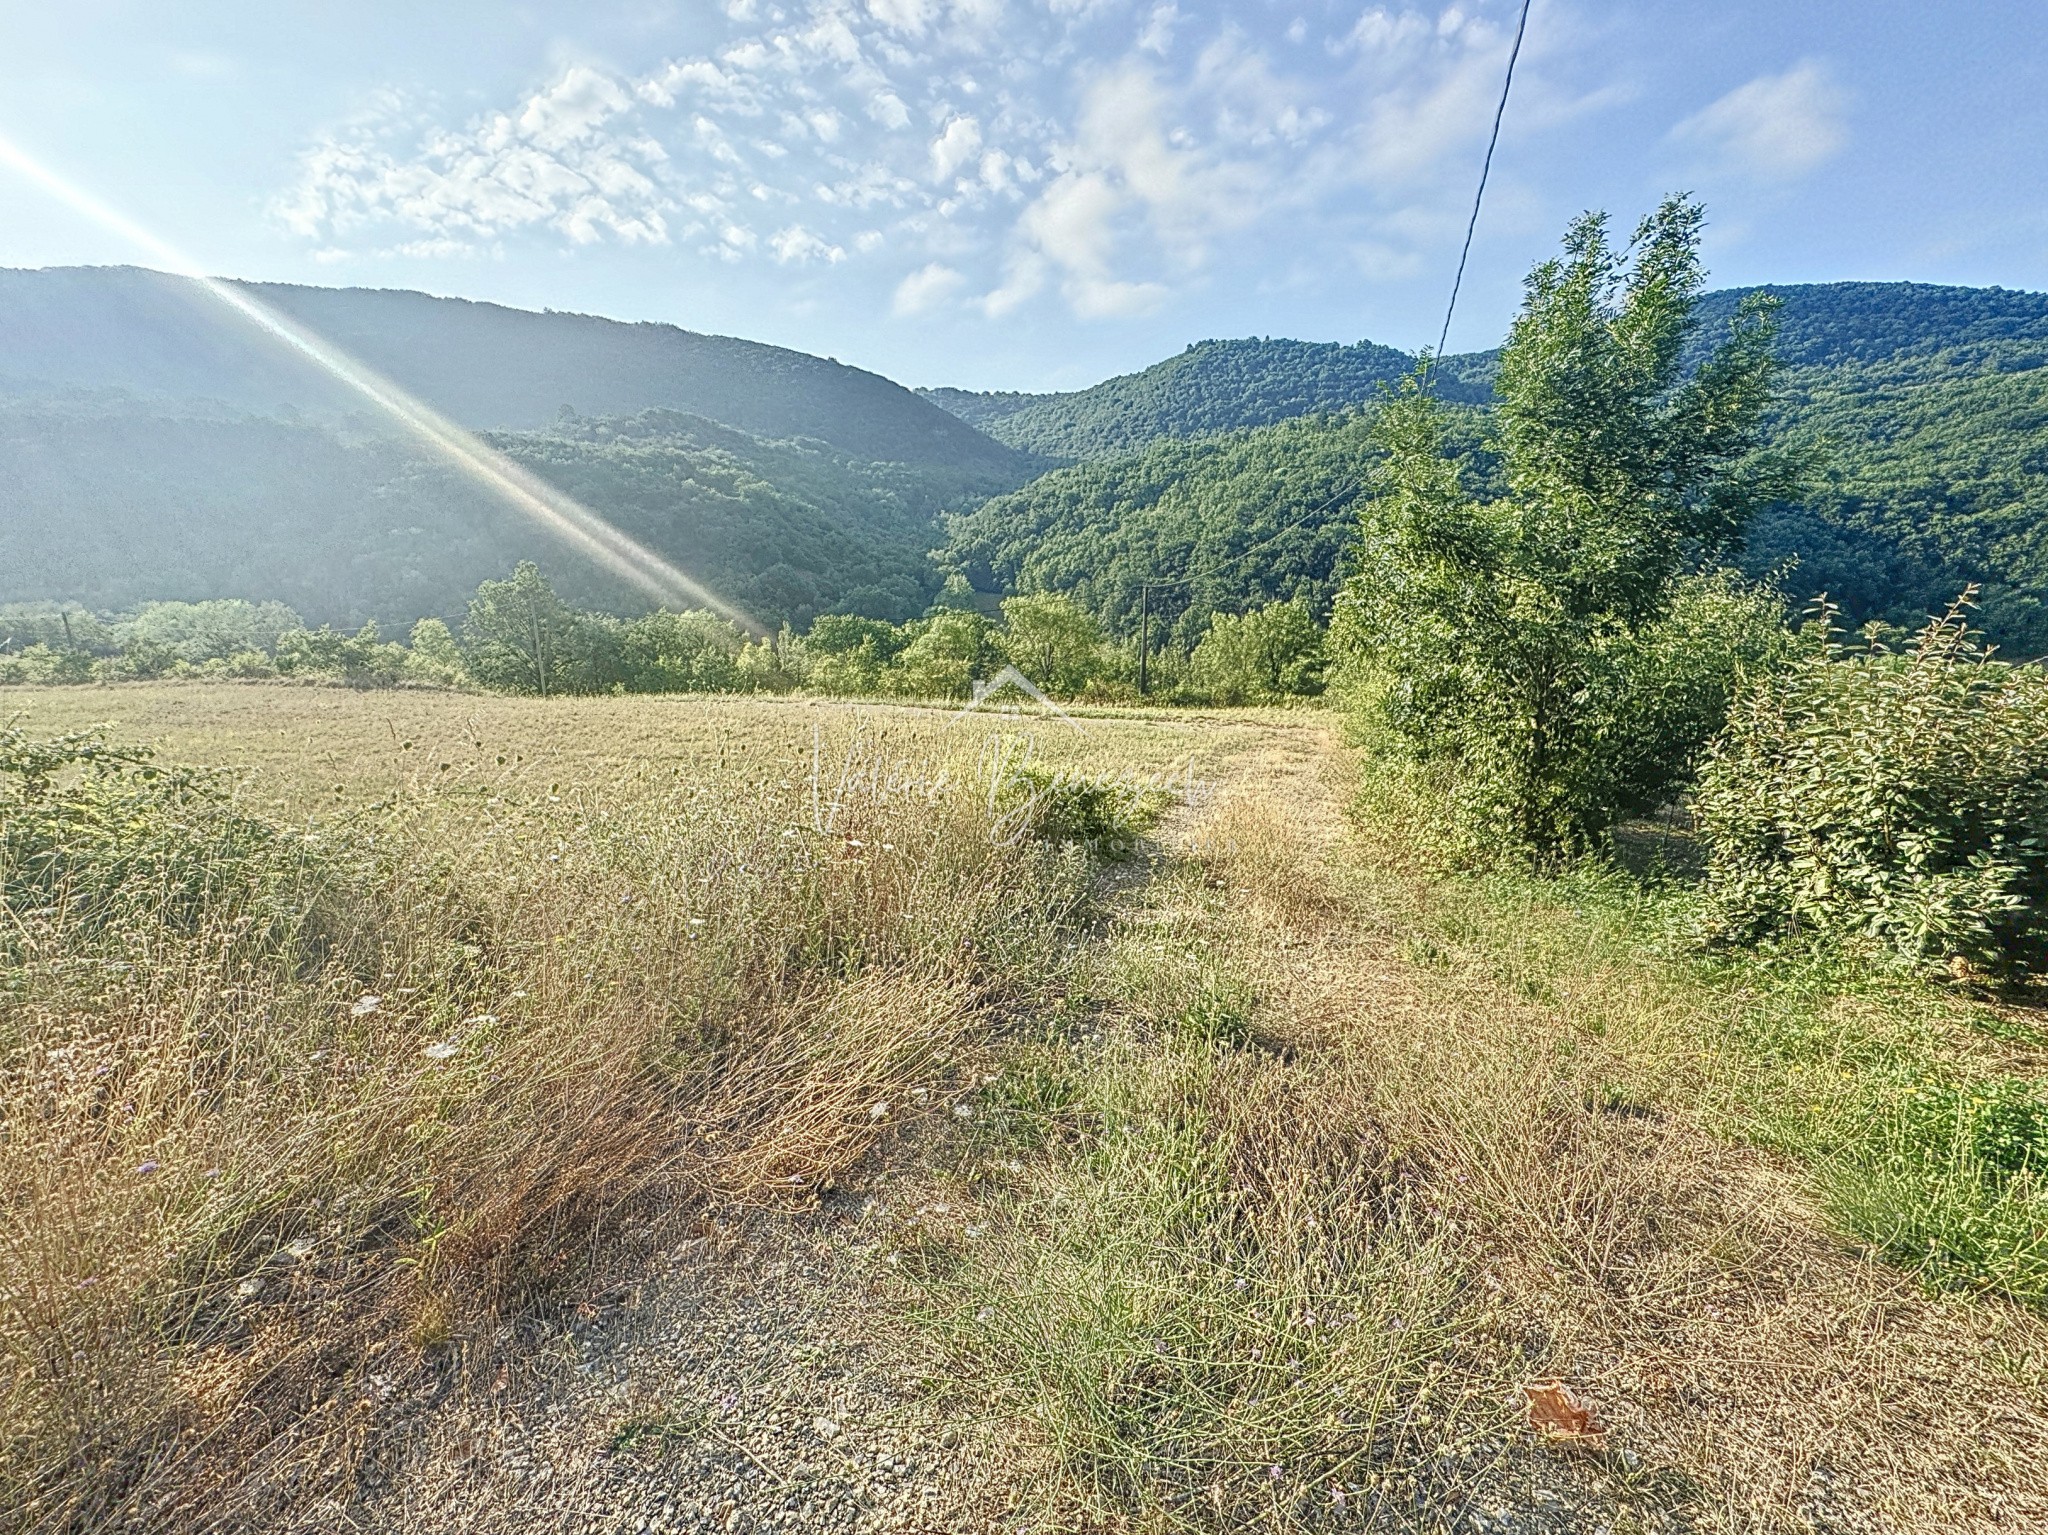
xmin=1430 ymin=0 xmax=1534 ymax=375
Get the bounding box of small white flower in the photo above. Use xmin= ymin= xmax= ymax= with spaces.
xmin=351 ymin=995 xmax=382 ymax=1017
xmin=423 ymin=1041 xmax=459 ymax=1060
xmin=867 ymin=1101 xmax=891 ymax=1120
xmin=952 ymin=1103 xmax=975 ymax=1120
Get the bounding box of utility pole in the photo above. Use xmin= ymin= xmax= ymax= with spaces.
xmin=1135 ymin=576 xmax=1192 ymax=700
xmin=1138 ymin=584 xmax=1150 ymax=696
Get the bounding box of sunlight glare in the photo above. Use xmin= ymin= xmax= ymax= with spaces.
xmin=0 ymin=132 xmax=767 ymax=635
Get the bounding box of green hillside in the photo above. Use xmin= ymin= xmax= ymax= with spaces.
xmin=940 ymin=410 xmax=1451 ymax=648
xmin=0 ymin=265 xmax=1024 ymax=472
xmin=0 ymin=400 xmax=1003 ymax=629
xmin=935 ymin=283 xmax=2048 ymax=655
xmin=0 ymin=266 xmax=1034 ymax=628
xmin=922 ymin=337 xmax=1494 ymax=461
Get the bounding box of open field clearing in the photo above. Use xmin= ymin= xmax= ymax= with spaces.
xmin=4 ymin=685 xmax=2046 ymax=1533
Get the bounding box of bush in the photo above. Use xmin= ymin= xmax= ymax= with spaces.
xmin=1190 ymin=598 xmax=1326 ymax=704
xmin=0 ymin=643 xmax=96 ymax=686
xmin=1696 ymin=596 xmax=2048 ymax=978
xmin=275 ymin=621 xmax=410 ymax=687
xmin=994 ymin=766 xmax=1171 ymax=858
xmin=617 ymin=609 xmax=749 ymax=693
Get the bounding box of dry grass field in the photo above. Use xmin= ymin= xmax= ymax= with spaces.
xmin=4 ymin=683 xmax=2046 ymax=1534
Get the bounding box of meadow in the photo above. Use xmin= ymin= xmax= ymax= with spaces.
xmin=4 ymin=683 xmax=2046 ymax=1533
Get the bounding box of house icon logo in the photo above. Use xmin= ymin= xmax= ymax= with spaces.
xmin=953 ymin=665 xmax=1084 ymax=732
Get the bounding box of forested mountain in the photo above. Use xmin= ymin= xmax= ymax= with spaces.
xmin=0 ymin=398 xmax=1002 ymax=629
xmin=5 ymin=267 xmax=2047 ymax=655
xmin=0 ymin=266 xmax=1024 ymax=471
xmin=0 ymin=265 xmax=1031 ymax=626
xmin=921 ymin=337 xmax=1495 ymax=461
xmin=937 ymin=410 xmax=1484 ymax=648
xmin=932 ymin=283 xmax=2048 ymax=655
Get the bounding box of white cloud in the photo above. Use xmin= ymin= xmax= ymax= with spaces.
xmin=275 ymin=2 xmax=1604 ymax=320
xmin=893 ymin=260 xmax=967 ymax=314
xmin=274 ymin=65 xmax=670 ymax=250
xmin=1670 ymin=61 xmax=1849 ymax=182
xmin=771 ymin=224 xmax=847 ymax=263
xmin=1137 ymin=4 xmax=1181 ymax=55
xmin=929 ymin=115 xmax=983 ymax=181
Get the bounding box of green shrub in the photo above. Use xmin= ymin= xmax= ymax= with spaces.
xmin=1901 ymin=1077 xmax=2048 ymax=1177
xmin=1190 ymin=598 xmax=1326 ymax=704
xmin=1696 ymin=596 xmax=2048 ymax=978
xmin=0 ymin=729 xmax=330 ymax=957
xmin=995 ymin=766 xmax=1170 ymax=857
xmin=276 ymin=621 xmax=410 ymax=687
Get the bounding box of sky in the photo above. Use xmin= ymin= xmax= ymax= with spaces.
xmin=3 ymin=1 xmax=2045 ymax=392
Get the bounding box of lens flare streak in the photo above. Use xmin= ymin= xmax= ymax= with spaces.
xmin=0 ymin=132 xmax=765 ymax=636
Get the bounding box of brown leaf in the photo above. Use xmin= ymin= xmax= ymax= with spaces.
xmin=1523 ymin=1378 xmax=1607 ymax=1446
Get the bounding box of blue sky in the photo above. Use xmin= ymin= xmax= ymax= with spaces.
xmin=4 ymin=1 xmax=2044 ymax=391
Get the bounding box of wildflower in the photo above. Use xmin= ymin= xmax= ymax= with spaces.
xmin=868 ymin=1101 xmax=891 ymax=1119
xmin=952 ymin=1103 xmax=974 ymax=1120
xmin=424 ymin=1041 xmax=459 ymax=1060
xmin=135 ymin=1160 xmax=160 ymax=1177
xmin=351 ymin=994 xmax=382 ymax=1017
xmin=1269 ymin=1465 xmax=1283 ymax=1482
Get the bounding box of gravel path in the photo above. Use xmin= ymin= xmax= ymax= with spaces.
xmin=317 ymin=1197 xmax=1010 ymax=1535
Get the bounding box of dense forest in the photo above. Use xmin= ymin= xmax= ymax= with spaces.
xmin=922 ymin=337 xmax=1492 ymax=460
xmin=931 ymin=283 xmax=2048 ymax=655
xmin=937 ymin=410 xmax=1471 ymax=648
xmin=4 ymin=266 xmax=2048 ymax=655
xmin=0 ymin=398 xmax=1011 ymax=628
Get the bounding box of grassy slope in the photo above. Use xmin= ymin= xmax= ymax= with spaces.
xmin=5 ymin=687 xmax=2046 ymax=1531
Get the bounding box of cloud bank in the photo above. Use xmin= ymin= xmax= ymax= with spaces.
xmin=274 ymin=2 xmax=1597 ymax=322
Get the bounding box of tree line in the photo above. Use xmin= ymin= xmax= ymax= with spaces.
xmin=0 ymin=568 xmax=1327 ymax=708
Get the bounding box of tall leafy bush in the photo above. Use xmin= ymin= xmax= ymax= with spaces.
xmin=1695 ymin=597 xmax=2048 ymax=978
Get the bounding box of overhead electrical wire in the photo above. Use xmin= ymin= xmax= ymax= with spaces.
xmin=1429 ymin=0 xmax=1535 ymax=381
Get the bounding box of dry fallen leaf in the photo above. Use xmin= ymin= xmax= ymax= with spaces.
xmin=1524 ymin=1378 xmax=1607 ymax=1446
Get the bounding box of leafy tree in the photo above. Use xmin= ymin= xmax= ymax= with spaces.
xmin=998 ymin=593 xmax=1106 ymax=695
xmin=882 ymin=611 xmax=1002 ymax=699
xmin=462 ymin=563 xmax=618 ymax=696
xmin=617 ymin=610 xmax=749 ymax=694
xmin=126 ymin=600 xmax=303 ymax=663
xmin=799 ymin=613 xmax=908 ymax=694
xmin=275 ymin=622 xmax=409 ymax=687
xmin=405 ymin=618 xmax=468 ymax=685
xmin=1190 ymin=599 xmax=1327 ymax=704
xmin=1339 ymin=197 xmax=1802 ymax=859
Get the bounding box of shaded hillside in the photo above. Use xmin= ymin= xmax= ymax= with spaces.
xmin=933 ymin=283 xmax=2048 ymax=654
xmin=0 ymin=265 xmax=1026 ymax=473
xmin=940 ymin=411 xmax=1426 ymax=648
xmin=0 ymin=400 xmax=993 ymax=629
xmin=922 ymin=337 xmax=1493 ymax=461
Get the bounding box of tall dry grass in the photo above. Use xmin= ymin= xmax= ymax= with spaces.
xmin=0 ymin=729 xmax=1087 ymax=1531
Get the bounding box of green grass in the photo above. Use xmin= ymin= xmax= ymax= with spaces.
xmin=1347 ymin=737 xmax=2048 ymax=1308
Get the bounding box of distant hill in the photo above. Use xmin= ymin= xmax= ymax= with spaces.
xmin=929 ymin=283 xmax=2048 ymax=654
xmin=0 ymin=266 xmax=1031 ymax=627
xmin=938 ymin=410 xmax=1417 ymax=649
xmin=920 ymin=337 xmax=1495 ymax=461
xmin=0 ymin=266 xmax=1025 ymax=472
